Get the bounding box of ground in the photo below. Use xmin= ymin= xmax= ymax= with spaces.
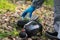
xmin=0 ymin=1 xmax=54 ymax=40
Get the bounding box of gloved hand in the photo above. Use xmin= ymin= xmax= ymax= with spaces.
xmin=21 ymin=6 xmax=35 ymax=18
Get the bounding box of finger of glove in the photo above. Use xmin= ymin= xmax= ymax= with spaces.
xmin=21 ymin=11 xmax=28 ymax=18
xmin=29 ymin=12 xmax=32 ymax=18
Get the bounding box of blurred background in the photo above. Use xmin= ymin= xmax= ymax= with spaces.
xmin=0 ymin=0 xmax=54 ymax=40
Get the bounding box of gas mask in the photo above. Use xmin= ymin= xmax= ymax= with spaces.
xmin=19 ymin=21 xmax=42 ymax=38
xmin=17 ymin=16 xmax=43 ymax=38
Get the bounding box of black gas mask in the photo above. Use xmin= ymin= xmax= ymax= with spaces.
xmin=19 ymin=21 xmax=42 ymax=38
xmin=17 ymin=16 xmax=43 ymax=38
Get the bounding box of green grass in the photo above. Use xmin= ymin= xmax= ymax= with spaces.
xmin=44 ymin=0 xmax=54 ymax=7
xmin=0 ymin=29 xmax=19 ymax=38
xmin=0 ymin=0 xmax=16 ymax=13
